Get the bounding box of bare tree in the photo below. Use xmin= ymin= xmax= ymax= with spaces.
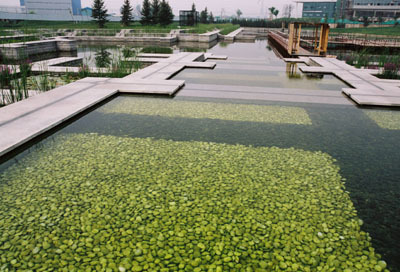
xmin=283 ymin=4 xmax=294 ymax=18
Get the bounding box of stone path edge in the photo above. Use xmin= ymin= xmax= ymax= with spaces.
xmin=0 ymin=52 xmax=226 ymax=159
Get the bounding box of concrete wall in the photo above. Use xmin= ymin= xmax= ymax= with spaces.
xmin=0 ymin=38 xmax=76 ymax=60
xmin=177 ymin=30 xmax=220 ymax=43
xmin=68 ymin=36 xmax=177 ymax=45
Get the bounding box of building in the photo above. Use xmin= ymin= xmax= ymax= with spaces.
xmin=297 ymin=0 xmax=400 ymax=20
xmin=21 ymin=0 xmax=82 ymax=16
xmin=179 ymin=10 xmax=199 ymax=26
xmin=297 ymin=0 xmax=337 ymax=19
xmin=81 ymin=7 xmax=92 ymax=17
xmin=349 ymin=0 xmax=400 ymax=18
xmin=72 ymin=0 xmax=82 ymax=15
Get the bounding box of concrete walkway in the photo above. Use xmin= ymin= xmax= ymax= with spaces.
xmin=284 ymin=57 xmax=400 ymax=107
xmin=224 ymin=28 xmax=244 ymax=42
xmin=0 ymin=52 xmax=225 ymax=157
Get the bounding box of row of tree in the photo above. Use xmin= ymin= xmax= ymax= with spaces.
xmin=91 ymin=0 xmax=291 ymax=28
xmin=140 ymin=0 xmax=174 ymax=26
xmin=199 ymin=6 xmax=215 ymax=24
xmin=91 ymin=0 xmax=173 ymax=28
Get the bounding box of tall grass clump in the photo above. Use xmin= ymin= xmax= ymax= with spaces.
xmin=141 ymin=46 xmax=173 ymax=54
xmin=0 ymin=59 xmax=32 ymax=106
xmin=338 ymin=49 xmax=400 ymax=79
xmin=380 ymin=63 xmax=400 ymax=79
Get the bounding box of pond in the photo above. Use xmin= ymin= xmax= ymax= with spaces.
xmin=0 ymin=40 xmax=398 ymax=272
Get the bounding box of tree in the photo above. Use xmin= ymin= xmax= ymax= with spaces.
xmin=362 ymin=16 xmax=369 ymax=27
xmin=92 ymin=0 xmax=108 ymax=28
xmin=209 ymin=12 xmax=214 ymax=23
xmin=273 ymin=9 xmax=279 ymax=18
xmin=158 ymin=0 xmax=174 ymax=26
xmin=268 ymin=7 xmax=275 ymax=20
xmin=191 ymin=3 xmax=197 ymax=25
xmin=140 ymin=0 xmax=152 ymax=25
xmin=200 ymin=7 xmax=208 ymax=24
xmin=268 ymin=7 xmax=279 ymax=19
xmin=120 ymin=0 xmax=133 ymax=26
xmin=151 ymin=0 xmax=160 ymax=25
xmin=236 ymin=9 xmax=242 ymax=19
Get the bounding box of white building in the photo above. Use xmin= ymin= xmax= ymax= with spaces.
xmin=24 ymin=0 xmax=74 ymax=17
xmin=0 ymin=0 xmax=122 ymax=21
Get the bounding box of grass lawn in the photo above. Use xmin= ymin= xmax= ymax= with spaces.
xmin=330 ymin=26 xmax=400 ymax=36
xmin=0 ymin=21 xmax=239 ymax=35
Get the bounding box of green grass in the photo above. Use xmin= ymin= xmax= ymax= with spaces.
xmin=219 ymin=24 xmax=240 ymax=35
xmin=0 ymin=21 xmax=239 ymax=35
xmin=331 ymin=26 xmax=400 ymax=36
xmin=141 ymin=47 xmax=173 ymax=54
xmin=0 ymin=21 xmax=179 ymax=32
xmin=0 ymin=36 xmax=41 ymax=44
xmin=185 ymin=24 xmax=239 ymax=34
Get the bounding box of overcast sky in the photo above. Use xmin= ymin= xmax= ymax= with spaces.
xmin=6 ymin=0 xmax=301 ymax=18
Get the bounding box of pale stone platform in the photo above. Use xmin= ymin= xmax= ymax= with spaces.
xmin=125 ymin=52 xmax=218 ymax=80
xmin=178 ymin=83 xmax=353 ymax=106
xmin=284 ymin=57 xmax=400 ymax=107
xmin=0 ymin=52 xmax=226 ymax=157
xmin=224 ymin=28 xmax=244 ymax=42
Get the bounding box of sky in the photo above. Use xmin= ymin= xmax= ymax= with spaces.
xmin=5 ymin=0 xmax=301 ymax=18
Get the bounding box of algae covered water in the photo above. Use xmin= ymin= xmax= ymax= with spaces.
xmin=0 ymin=40 xmax=399 ymax=271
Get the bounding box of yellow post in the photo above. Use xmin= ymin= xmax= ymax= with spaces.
xmin=321 ymin=24 xmax=330 ymax=54
xmin=296 ymin=24 xmax=302 ymax=54
xmin=317 ymin=25 xmax=323 ymax=55
xmin=288 ymin=23 xmax=294 ymax=55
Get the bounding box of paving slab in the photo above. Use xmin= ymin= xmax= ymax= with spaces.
xmin=0 ymin=52 xmax=227 ymax=157
xmin=343 ymin=88 xmax=400 ymax=97
xmin=0 ymin=86 xmax=117 ymax=157
xmin=184 ymin=83 xmax=346 ymax=98
xmin=107 ymin=78 xmax=185 ymax=86
xmin=289 ymin=56 xmax=400 ymax=107
xmin=138 ymin=53 xmax=172 ymax=58
xmin=204 ymin=53 xmax=228 ymax=60
xmin=283 ymin=58 xmax=307 ymax=63
xmin=178 ymin=89 xmax=352 ymax=105
xmin=96 ymin=83 xmax=182 ymax=95
xmin=0 ymin=82 xmax=94 ymax=125
xmin=350 ymin=95 xmax=400 ymax=106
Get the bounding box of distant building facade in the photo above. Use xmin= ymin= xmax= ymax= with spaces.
xmin=300 ymin=0 xmax=337 ymax=18
xmin=81 ymin=7 xmax=92 ymax=17
xmin=298 ymin=0 xmax=400 ymax=19
xmin=21 ymin=0 xmax=82 ymax=16
xmin=349 ymin=0 xmax=400 ymax=18
xmin=72 ymin=0 xmax=82 ymax=15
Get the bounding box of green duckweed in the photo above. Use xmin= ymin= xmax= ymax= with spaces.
xmin=365 ymin=110 xmax=400 ymax=130
xmin=0 ymin=134 xmax=388 ymax=271
xmin=99 ymin=98 xmax=312 ymax=125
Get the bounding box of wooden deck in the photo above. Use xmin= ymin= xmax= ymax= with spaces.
xmin=267 ymin=31 xmax=321 ymax=57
